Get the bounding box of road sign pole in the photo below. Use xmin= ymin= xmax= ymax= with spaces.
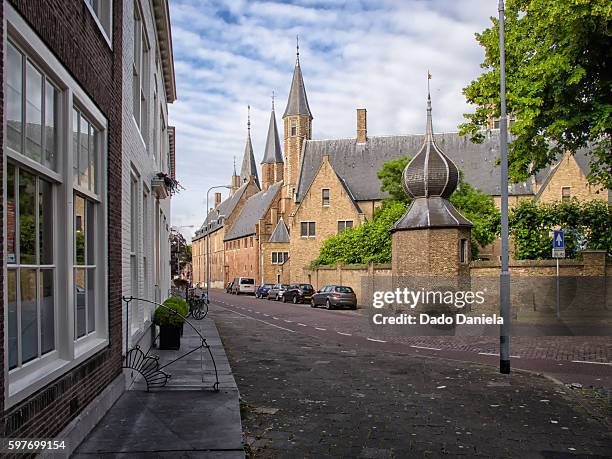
xmin=556 ymin=257 xmax=560 ymax=319
xmin=498 ymin=0 xmax=511 ymax=374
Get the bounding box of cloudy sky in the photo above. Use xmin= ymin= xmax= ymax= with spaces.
xmin=168 ymin=0 xmax=499 ymax=239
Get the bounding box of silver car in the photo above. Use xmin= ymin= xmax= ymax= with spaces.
xmin=266 ymin=284 xmax=289 ymax=301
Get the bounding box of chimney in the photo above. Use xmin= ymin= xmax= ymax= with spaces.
xmin=357 ymin=108 xmax=367 ymax=143
xmin=215 ymin=192 xmax=222 ymax=208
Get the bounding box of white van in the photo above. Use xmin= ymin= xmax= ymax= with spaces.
xmin=231 ymin=277 xmax=256 ymax=295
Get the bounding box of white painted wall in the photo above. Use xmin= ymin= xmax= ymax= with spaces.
xmin=122 ymin=0 xmax=173 ymax=352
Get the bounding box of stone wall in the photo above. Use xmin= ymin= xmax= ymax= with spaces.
xmin=305 ymin=251 xmax=609 ymax=316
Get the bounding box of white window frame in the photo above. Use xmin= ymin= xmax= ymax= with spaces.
xmin=322 ymin=188 xmax=330 ymax=207
xmin=83 ymin=0 xmax=113 ymax=49
xmin=132 ymin=1 xmax=149 ymax=146
xmin=3 ymin=5 xmax=109 ymax=408
xmin=337 ymin=220 xmax=353 ymax=233
xmin=300 ymin=221 xmax=316 ymax=238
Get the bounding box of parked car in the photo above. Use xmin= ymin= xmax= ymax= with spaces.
xmin=231 ymin=277 xmax=256 ymax=295
xmin=267 ymin=284 xmax=290 ymax=300
xmin=311 ymin=285 xmax=357 ymax=310
xmin=225 ymin=281 xmax=234 ymax=293
xmin=281 ymin=284 xmax=315 ymax=304
xmin=255 ymin=284 xmax=274 ymax=299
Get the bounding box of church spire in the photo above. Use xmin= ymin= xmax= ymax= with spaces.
xmin=283 ymin=38 xmax=312 ymax=119
xmin=262 ymin=93 xmax=283 ymax=165
xmin=240 ymin=105 xmax=260 ymax=188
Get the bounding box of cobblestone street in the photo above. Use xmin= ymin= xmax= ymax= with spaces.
xmin=211 ymin=302 xmax=611 ymax=458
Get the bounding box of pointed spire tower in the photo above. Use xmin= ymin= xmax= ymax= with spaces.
xmin=391 ymin=76 xmax=472 ymax=280
xmin=261 ymin=92 xmax=284 ymax=190
xmin=240 ymin=105 xmax=260 ymax=189
xmin=282 ymin=36 xmax=312 ymax=210
xmin=230 ymin=156 xmax=241 ymax=195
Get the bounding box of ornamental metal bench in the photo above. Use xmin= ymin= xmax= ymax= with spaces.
xmin=121 ymin=296 xmax=219 ymax=392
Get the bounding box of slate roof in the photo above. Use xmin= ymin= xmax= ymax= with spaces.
xmin=268 ymin=217 xmax=290 ymax=243
xmin=194 ymin=181 xmax=250 ymax=240
xmin=224 ymin=181 xmax=283 ymax=241
xmin=296 ymin=130 xmax=535 ymax=203
xmin=283 ymin=60 xmax=312 ymax=119
xmin=241 ymin=133 xmax=260 ymax=188
xmin=261 ymin=108 xmax=284 ymax=164
xmin=391 ymin=197 xmax=473 ymax=232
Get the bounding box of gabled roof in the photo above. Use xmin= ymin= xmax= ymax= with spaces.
xmin=224 ymin=181 xmax=283 ymax=241
xmin=283 ymin=60 xmax=312 ymax=119
xmin=241 ymin=133 xmax=260 ymax=188
xmin=268 ymin=218 xmax=290 ymax=243
xmin=261 ymin=108 xmax=284 ymax=164
xmin=194 ymin=181 xmax=250 ymax=239
xmin=296 ymin=131 xmax=534 ymax=203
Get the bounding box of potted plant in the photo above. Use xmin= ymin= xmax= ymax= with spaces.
xmin=153 ymin=297 xmax=188 ymax=350
xmin=162 ymin=296 xmax=189 ymax=336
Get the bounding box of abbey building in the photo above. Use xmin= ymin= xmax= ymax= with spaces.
xmin=192 ymin=48 xmax=608 ymax=288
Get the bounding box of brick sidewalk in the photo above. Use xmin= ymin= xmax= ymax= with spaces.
xmin=386 ymin=336 xmax=612 ymax=362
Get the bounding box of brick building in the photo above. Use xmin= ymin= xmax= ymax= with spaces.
xmin=194 ymin=44 xmax=609 ymax=288
xmin=121 ymin=0 xmax=176 ymax=365
xmin=1 ymin=0 xmax=177 ymax=453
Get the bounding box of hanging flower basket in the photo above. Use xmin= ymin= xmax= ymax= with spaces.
xmin=152 ymin=172 xmax=183 ymax=199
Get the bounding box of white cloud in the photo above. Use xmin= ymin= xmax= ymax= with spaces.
xmin=168 ymin=0 xmax=498 ymax=239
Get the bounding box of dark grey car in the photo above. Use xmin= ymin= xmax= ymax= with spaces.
xmin=311 ymin=285 xmax=357 ymax=310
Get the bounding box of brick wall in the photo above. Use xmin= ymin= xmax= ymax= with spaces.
xmin=305 ymin=252 xmax=610 ymax=318
xmin=392 ymin=227 xmax=471 ymax=277
xmin=289 ymin=156 xmax=365 ymax=282
xmin=225 ymin=236 xmax=259 ymax=282
xmin=0 ymin=0 xmax=5 ymax=417
xmin=2 ymin=0 xmax=123 ymax=438
xmin=261 ymin=242 xmax=290 ymax=284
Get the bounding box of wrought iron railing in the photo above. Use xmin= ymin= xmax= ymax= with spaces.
xmin=122 ymin=296 xmax=219 ymax=392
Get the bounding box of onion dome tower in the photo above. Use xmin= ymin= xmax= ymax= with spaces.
xmin=391 ymin=85 xmax=472 ymax=279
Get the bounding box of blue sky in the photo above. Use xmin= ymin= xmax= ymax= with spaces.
xmin=168 ymin=0 xmax=499 ymax=239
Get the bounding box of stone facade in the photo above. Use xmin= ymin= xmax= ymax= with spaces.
xmin=535 ymin=151 xmax=608 ymax=203
xmin=289 ymin=156 xmax=365 ymax=281
xmin=392 ymin=228 xmax=472 ymax=278
xmin=261 ymin=241 xmax=291 ymax=284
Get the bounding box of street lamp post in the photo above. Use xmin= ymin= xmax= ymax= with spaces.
xmin=498 ymin=0 xmax=511 ymax=374
xmin=206 ymin=185 xmax=232 ymax=304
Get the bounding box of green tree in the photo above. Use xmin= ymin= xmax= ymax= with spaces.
xmin=449 ymin=180 xmax=500 ymax=258
xmin=377 ymin=156 xmax=412 ymax=203
xmin=313 ymin=158 xmax=501 ymax=266
xmin=459 ymin=0 xmax=612 ymax=189
xmin=510 ymin=199 xmax=611 ymax=259
xmin=312 ymin=201 xmax=406 ymax=267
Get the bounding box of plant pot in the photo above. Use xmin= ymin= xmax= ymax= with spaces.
xmin=159 ymin=325 xmax=181 ymax=350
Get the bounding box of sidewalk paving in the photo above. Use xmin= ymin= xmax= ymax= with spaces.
xmin=72 ymin=315 xmax=245 ymax=458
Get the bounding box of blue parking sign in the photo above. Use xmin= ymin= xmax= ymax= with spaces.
xmin=553 ymin=230 xmax=564 ymax=249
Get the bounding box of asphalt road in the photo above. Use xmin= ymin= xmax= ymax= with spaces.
xmin=210 ymin=291 xmax=611 ymax=458
xmin=211 ymin=290 xmax=612 ymax=389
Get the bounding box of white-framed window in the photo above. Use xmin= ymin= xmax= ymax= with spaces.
xmin=4 ymin=5 xmax=109 ymax=407
xmin=132 ymin=3 xmax=149 ymax=138
xmin=337 ymin=220 xmax=353 ymax=233
xmin=271 ymin=252 xmax=289 ymax=264
xmin=322 ymin=188 xmax=330 ymax=207
xmin=130 ymin=172 xmax=140 ymax=330
xmin=84 ymin=0 xmax=112 ymax=47
xmin=561 ymin=186 xmax=571 ymax=202
xmin=460 ymin=239 xmax=468 ymax=264
xmin=300 ymin=221 xmax=316 ymax=238
xmin=142 ymin=187 xmax=150 ymax=304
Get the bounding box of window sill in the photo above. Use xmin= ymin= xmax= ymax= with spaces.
xmin=7 ymin=338 xmax=107 ymax=408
